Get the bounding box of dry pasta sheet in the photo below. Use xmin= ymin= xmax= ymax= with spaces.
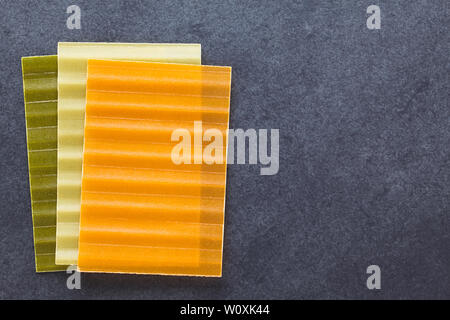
xmin=22 ymin=55 xmax=67 ymax=272
xmin=56 ymin=42 xmax=202 ymax=265
xmin=78 ymin=59 xmax=232 ymax=276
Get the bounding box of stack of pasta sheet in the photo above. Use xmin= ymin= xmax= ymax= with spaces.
xmin=21 ymin=42 xmax=232 ymax=277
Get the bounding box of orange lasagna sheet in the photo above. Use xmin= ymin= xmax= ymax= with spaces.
xmin=78 ymin=60 xmax=232 ymax=276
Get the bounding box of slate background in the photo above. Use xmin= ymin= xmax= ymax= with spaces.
xmin=0 ymin=0 xmax=449 ymax=299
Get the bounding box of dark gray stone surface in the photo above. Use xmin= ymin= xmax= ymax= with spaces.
xmin=0 ymin=0 xmax=448 ymax=299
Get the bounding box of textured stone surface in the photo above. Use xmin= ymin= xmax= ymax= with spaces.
xmin=0 ymin=0 xmax=448 ymax=299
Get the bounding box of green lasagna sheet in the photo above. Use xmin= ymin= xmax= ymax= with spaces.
xmin=22 ymin=55 xmax=67 ymax=272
